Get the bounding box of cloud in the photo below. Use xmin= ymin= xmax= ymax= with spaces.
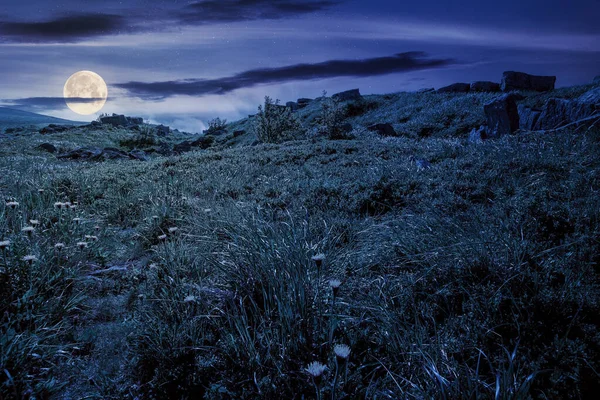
xmin=116 ymin=52 xmax=455 ymax=99
xmin=0 ymin=1 xmax=337 ymax=43
xmin=0 ymin=14 xmax=131 ymax=43
xmin=177 ymin=0 xmax=338 ymax=24
xmin=1 ymin=97 xmax=106 ymax=111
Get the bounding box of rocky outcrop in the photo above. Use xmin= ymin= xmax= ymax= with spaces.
xmin=57 ymin=147 xmax=147 ymax=161
xmin=470 ymin=81 xmax=500 ymax=92
xmin=484 ymin=94 xmax=520 ymax=137
xmin=437 ymin=83 xmax=470 ymax=93
xmin=501 ymin=71 xmax=556 ymax=92
xmin=332 ymin=89 xmax=362 ymax=101
xmin=417 ymin=88 xmax=435 ymax=93
xmin=593 ymin=76 xmax=600 ymax=84
xmin=286 ymin=101 xmax=298 ymax=111
xmin=233 ymin=130 xmax=246 ymax=137
xmin=367 ymin=123 xmax=398 ymax=136
xmin=518 ymin=105 xmax=542 ymax=131
xmin=100 ymin=114 xmax=144 ymax=128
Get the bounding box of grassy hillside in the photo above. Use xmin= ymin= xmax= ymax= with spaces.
xmin=1 ymin=86 xmax=599 ymax=399
xmin=0 ymin=107 xmax=85 ymax=131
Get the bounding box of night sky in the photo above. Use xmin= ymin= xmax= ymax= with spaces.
xmin=1 ymin=0 xmax=599 ymax=132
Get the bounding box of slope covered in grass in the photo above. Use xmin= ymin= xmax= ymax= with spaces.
xmin=1 ymin=85 xmax=600 ymax=399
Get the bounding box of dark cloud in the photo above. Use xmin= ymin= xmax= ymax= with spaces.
xmin=178 ymin=0 xmax=338 ymax=24
xmin=116 ymin=52 xmax=456 ymax=99
xmin=2 ymin=97 xmax=106 ymax=111
xmin=0 ymin=14 xmax=128 ymax=43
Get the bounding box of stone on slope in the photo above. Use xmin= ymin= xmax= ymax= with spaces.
xmin=39 ymin=124 xmax=71 ymax=134
xmin=593 ymin=76 xmax=600 ymax=84
xmin=534 ymin=98 xmax=597 ymax=130
xmin=518 ymin=105 xmax=542 ymax=131
xmin=468 ymin=126 xmax=487 ymax=143
xmin=417 ymin=88 xmax=435 ymax=93
xmin=286 ymin=102 xmax=298 ymax=111
xmin=156 ymin=124 xmax=170 ymax=136
xmin=501 ymin=71 xmax=556 ymax=92
xmin=578 ymin=86 xmax=600 ymax=105
xmin=332 ymin=89 xmax=362 ymax=101
xmin=38 ymin=143 xmax=57 ymax=153
xmin=367 ymin=123 xmax=398 ymax=136
xmin=470 ymin=81 xmax=500 ymax=92
xmin=484 ymin=94 xmax=520 ymax=138
xmin=437 ymin=83 xmax=470 ymax=93
xmin=297 ymin=98 xmax=312 ymax=109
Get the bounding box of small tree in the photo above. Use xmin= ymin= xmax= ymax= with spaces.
xmin=318 ymin=91 xmax=349 ymax=140
xmin=254 ymin=96 xmax=303 ymax=143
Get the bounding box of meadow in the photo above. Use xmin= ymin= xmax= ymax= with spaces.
xmin=1 ymin=86 xmax=599 ymax=399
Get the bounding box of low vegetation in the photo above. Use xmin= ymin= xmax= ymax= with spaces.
xmin=1 ymin=86 xmax=599 ymax=399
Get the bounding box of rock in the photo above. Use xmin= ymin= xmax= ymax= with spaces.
xmin=174 ymin=136 xmax=214 ymax=154
xmin=501 ymin=71 xmax=556 ymax=92
xmin=437 ymin=83 xmax=470 ymax=93
xmin=340 ymin=123 xmax=353 ymax=134
xmin=128 ymin=149 xmax=148 ymax=161
xmin=367 ymin=123 xmax=398 ymax=136
xmin=39 ymin=124 xmax=70 ymax=134
xmin=286 ymin=101 xmax=298 ymax=111
xmin=156 ymin=124 xmax=170 ymax=136
xmin=417 ymin=88 xmax=435 ymax=93
xmin=57 ymin=147 xmax=146 ymax=161
xmin=470 ymin=81 xmax=500 ymax=92
xmin=578 ymin=86 xmax=600 ymax=105
xmin=468 ymin=126 xmax=487 ymax=143
xmin=233 ymin=130 xmax=246 ymax=137
xmin=332 ymin=89 xmax=362 ymax=101
xmin=593 ymin=76 xmax=600 ymax=84
xmin=38 ymin=143 xmax=57 ymax=153
xmin=297 ymin=98 xmax=312 ymax=108
xmin=409 ymin=156 xmax=431 ymax=170
xmin=534 ymin=98 xmax=597 ymax=130
xmin=484 ymin=94 xmax=520 ymax=138
xmin=129 ymin=117 xmax=144 ymax=125
xmin=100 ymin=114 xmax=128 ymax=127
xmin=518 ymin=105 xmax=542 ymax=131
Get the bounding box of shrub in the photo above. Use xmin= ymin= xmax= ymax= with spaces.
xmin=205 ymin=117 xmax=228 ymax=135
xmin=253 ymin=96 xmax=304 ymax=143
xmin=318 ymin=91 xmax=350 ymax=140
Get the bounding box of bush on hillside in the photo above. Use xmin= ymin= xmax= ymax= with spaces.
xmin=253 ymin=96 xmax=304 ymax=143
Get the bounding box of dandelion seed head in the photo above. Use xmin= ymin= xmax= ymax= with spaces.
xmin=184 ymin=295 xmax=196 ymax=303
xmin=76 ymin=242 xmax=88 ymax=249
xmin=54 ymin=243 xmax=65 ymax=250
xmin=329 ymin=279 xmax=342 ymax=289
xmin=168 ymin=227 xmax=179 ymax=234
xmin=305 ymin=361 xmax=327 ymax=377
xmin=0 ymin=240 xmax=10 ymax=249
xmin=54 ymin=202 xmax=64 ymax=209
xmin=23 ymin=255 xmax=37 ymax=263
xmin=334 ymin=344 xmax=351 ymax=359
xmin=6 ymin=201 xmax=19 ymax=209
xmin=311 ymin=253 xmax=326 ymax=262
xmin=158 ymin=234 xmax=168 ymax=241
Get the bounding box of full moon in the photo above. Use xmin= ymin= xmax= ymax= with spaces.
xmin=63 ymin=71 xmax=108 ymax=115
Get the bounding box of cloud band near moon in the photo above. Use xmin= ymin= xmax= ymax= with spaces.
xmin=115 ymin=52 xmax=456 ymax=100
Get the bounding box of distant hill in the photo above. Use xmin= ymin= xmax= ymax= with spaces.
xmin=0 ymin=107 xmax=86 ymax=131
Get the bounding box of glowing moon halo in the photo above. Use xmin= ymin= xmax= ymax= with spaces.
xmin=63 ymin=71 xmax=108 ymax=115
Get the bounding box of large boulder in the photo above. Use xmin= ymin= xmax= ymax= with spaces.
xmin=437 ymin=83 xmax=470 ymax=93
xmin=39 ymin=124 xmax=71 ymax=134
xmin=578 ymin=86 xmax=600 ymax=105
xmin=534 ymin=98 xmax=597 ymax=130
xmin=332 ymin=89 xmax=362 ymax=101
xmin=38 ymin=143 xmax=57 ymax=153
xmin=518 ymin=105 xmax=542 ymax=131
xmin=173 ymin=136 xmax=214 ymax=154
xmin=501 ymin=71 xmax=556 ymax=92
xmin=297 ymin=98 xmax=312 ymax=109
xmin=367 ymin=123 xmax=398 ymax=136
xmin=593 ymin=76 xmax=600 ymax=84
xmin=100 ymin=114 xmax=128 ymax=127
xmin=470 ymin=81 xmax=500 ymax=92
xmin=484 ymin=94 xmax=520 ymax=137
xmin=286 ymin=101 xmax=298 ymax=111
